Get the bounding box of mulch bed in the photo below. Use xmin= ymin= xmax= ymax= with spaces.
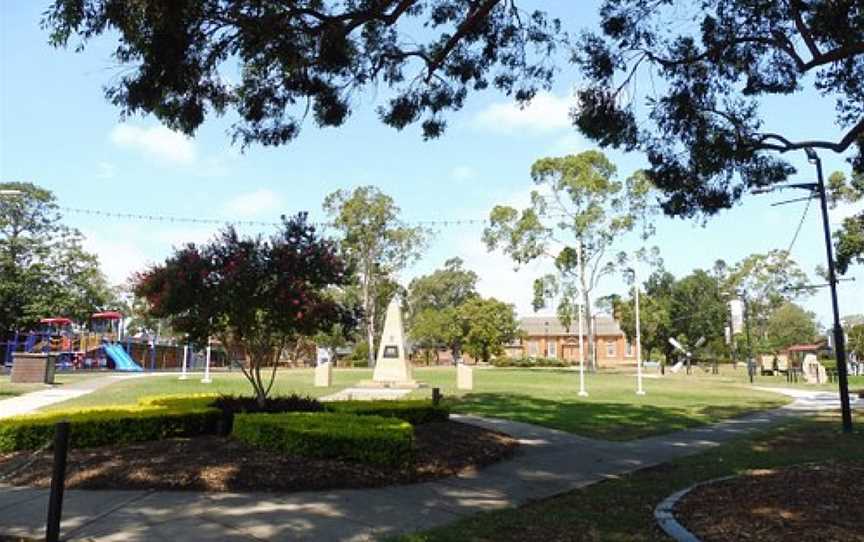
xmin=0 ymin=421 xmax=517 ymax=492
xmin=676 ymin=461 xmax=864 ymax=542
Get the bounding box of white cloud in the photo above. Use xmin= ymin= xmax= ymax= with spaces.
xmin=110 ymin=124 xmax=197 ymax=165
xmin=454 ymin=234 xmax=556 ymax=317
xmin=81 ymin=230 xmax=151 ymax=286
xmin=451 ymin=166 xmax=476 ymax=182
xmin=96 ymin=162 xmax=115 ymax=179
xmin=548 ymin=132 xmax=589 ymax=156
xmin=472 ymin=92 xmax=573 ymax=134
xmin=223 ymin=189 xmax=284 ymax=218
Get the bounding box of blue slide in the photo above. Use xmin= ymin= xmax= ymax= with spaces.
xmin=104 ymin=344 xmax=143 ymax=372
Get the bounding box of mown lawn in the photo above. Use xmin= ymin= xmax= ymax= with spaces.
xmin=36 ymin=367 xmax=789 ymax=440
xmin=0 ymin=372 xmax=115 ymax=398
xmin=0 ymin=376 xmax=45 ymax=398
xmin=391 ymin=414 xmax=864 ymax=542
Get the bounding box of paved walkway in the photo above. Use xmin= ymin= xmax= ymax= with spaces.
xmin=0 ymin=388 xmax=859 ymax=541
xmin=0 ymin=375 xmax=146 ymax=419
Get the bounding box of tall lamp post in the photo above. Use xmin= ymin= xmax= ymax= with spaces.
xmin=633 ymin=264 xmax=645 ymax=395
xmin=752 ymin=147 xmax=853 ymax=433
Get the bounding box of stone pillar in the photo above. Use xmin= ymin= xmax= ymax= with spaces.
xmin=457 ymin=364 xmax=473 ymax=390
xmin=314 ymin=362 xmax=332 ymax=387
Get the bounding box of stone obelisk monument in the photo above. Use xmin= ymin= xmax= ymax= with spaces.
xmin=370 ymin=297 xmax=421 ymax=388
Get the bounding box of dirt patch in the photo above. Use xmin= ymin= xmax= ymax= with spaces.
xmin=676 ymin=461 xmax=864 ymax=542
xmin=0 ymin=421 xmax=517 ymax=492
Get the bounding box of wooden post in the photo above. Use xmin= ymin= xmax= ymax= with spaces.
xmin=46 ymin=422 xmax=70 ymax=542
xmin=432 ymin=387 xmax=442 ymax=406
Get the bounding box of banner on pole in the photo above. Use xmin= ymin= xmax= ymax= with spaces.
xmin=729 ymin=299 xmax=744 ymax=334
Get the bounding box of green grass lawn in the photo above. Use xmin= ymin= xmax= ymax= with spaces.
xmin=392 ymin=414 xmax=864 ymax=542
xmin=36 ymin=367 xmax=789 ymax=440
xmin=417 ymin=367 xmax=788 ymax=440
xmin=0 ymin=376 xmax=45 ymax=398
xmin=0 ymin=372 xmax=111 ymax=398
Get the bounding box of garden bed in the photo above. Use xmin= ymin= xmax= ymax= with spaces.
xmin=0 ymin=421 xmax=517 ymax=492
xmin=676 ymin=461 xmax=864 ymax=541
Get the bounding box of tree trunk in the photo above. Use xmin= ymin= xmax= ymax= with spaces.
xmin=361 ymin=269 xmax=376 ymax=367
xmin=583 ymin=288 xmax=597 ymax=371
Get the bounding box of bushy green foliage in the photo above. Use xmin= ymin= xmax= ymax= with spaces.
xmin=492 ymin=357 xmax=568 ymax=368
xmin=137 ymin=393 xmax=220 ymax=409
xmin=232 ymin=412 xmax=414 ymax=467
xmin=327 ymin=400 xmax=449 ymax=425
xmin=0 ymin=405 xmax=221 ymax=452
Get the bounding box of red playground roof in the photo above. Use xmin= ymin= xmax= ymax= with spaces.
xmin=40 ymin=317 xmax=72 ymax=325
xmin=91 ymin=311 xmax=123 ymax=320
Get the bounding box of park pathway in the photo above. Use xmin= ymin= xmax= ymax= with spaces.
xmin=0 ymin=388 xmax=859 ymax=541
xmin=0 ymin=374 xmax=146 ymax=419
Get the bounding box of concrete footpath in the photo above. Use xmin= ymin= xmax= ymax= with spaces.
xmin=0 ymin=389 xmax=858 ymax=541
xmin=0 ymin=375 xmax=148 ymax=419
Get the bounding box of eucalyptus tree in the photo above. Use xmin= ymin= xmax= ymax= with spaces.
xmin=483 ymin=150 xmax=655 ymax=369
xmin=324 ymin=186 xmax=427 ymax=366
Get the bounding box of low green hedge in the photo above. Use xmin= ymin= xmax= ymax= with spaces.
xmin=492 ymin=356 xmax=569 ymax=368
xmin=138 ymin=393 xmax=220 ymax=410
xmin=232 ymin=412 xmax=414 ymax=467
xmin=0 ymin=405 xmax=221 ymax=452
xmin=327 ymin=400 xmax=449 ymax=425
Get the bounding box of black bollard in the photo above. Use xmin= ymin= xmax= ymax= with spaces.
xmin=46 ymin=421 xmax=70 ymax=542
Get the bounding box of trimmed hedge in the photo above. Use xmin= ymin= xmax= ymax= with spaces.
xmin=492 ymin=356 xmax=569 ymax=368
xmin=0 ymin=405 xmax=221 ymax=452
xmin=232 ymin=412 xmax=414 ymax=467
xmin=327 ymin=400 xmax=449 ymax=425
xmin=138 ymin=393 xmax=220 ymax=409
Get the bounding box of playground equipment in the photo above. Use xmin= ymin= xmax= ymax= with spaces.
xmin=2 ymin=311 xmax=227 ymax=375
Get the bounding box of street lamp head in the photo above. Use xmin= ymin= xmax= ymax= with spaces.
xmin=750 ymin=186 xmax=775 ymax=195
xmin=0 ymin=189 xmax=24 ymax=197
xmin=804 ymin=147 xmax=818 ymax=164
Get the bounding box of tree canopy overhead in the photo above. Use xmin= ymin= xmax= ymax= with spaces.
xmin=572 ymin=0 xmax=864 ymax=218
xmin=44 ymin=0 xmax=560 ymax=143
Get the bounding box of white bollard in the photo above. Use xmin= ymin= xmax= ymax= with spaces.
xmin=202 ymin=344 xmax=212 ymax=383
xmin=179 ymin=345 xmax=189 ymax=380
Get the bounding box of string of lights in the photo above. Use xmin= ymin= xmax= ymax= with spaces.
xmin=59 ymin=205 xmax=548 ymax=229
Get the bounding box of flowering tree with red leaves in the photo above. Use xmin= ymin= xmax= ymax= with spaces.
xmin=134 ymin=213 xmax=356 ymax=405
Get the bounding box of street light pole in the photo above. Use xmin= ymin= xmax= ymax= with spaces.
xmin=634 ymin=263 xmax=645 ymax=395
xmin=741 ymin=291 xmax=754 ymax=384
xmin=807 ymin=148 xmax=853 ymax=433
xmin=577 ymin=241 xmax=588 ymax=397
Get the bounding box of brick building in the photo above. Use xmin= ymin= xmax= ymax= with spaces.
xmin=504 ymin=315 xmax=635 ymax=367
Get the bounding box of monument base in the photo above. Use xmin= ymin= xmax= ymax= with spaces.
xmin=356 ymin=379 xmax=426 ymax=389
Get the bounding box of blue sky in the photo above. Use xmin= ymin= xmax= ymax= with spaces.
xmin=1 ymin=1 xmax=862 ymax=329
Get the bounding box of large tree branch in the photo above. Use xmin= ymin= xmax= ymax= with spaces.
xmin=790 ymin=0 xmax=821 ymax=59
xmin=757 ymin=118 xmax=864 ymax=154
xmin=425 ymin=0 xmax=503 ymax=82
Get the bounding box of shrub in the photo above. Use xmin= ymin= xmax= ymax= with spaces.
xmin=327 ymin=400 xmax=449 ymax=425
xmin=492 ymin=356 xmax=568 ymax=368
xmin=232 ymin=412 xmax=414 ymax=466
xmin=213 ymin=394 xmax=325 ymax=414
xmin=138 ymin=394 xmax=220 ymax=410
xmin=0 ymin=406 xmax=221 ymax=452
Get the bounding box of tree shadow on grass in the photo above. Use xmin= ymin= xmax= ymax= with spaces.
xmin=450 ymin=393 xmax=783 ymax=441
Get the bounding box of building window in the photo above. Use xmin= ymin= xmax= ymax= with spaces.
xmin=547 ymin=341 xmax=557 ymax=359
xmin=625 ymin=341 xmax=634 ymax=357
xmin=606 ymin=340 xmax=616 ymax=358
xmin=528 ymin=341 xmax=539 ymax=357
